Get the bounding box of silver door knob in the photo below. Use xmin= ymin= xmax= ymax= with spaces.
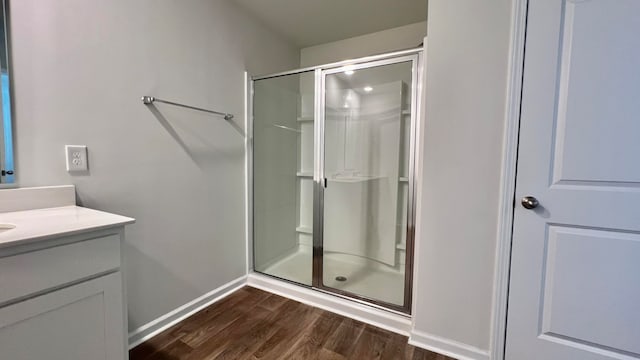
xmin=521 ymin=196 xmax=539 ymax=209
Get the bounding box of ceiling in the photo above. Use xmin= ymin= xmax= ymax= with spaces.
xmin=233 ymin=0 xmax=428 ymax=48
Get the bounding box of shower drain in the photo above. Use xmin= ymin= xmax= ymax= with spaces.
xmin=335 ymin=276 xmax=347 ymax=282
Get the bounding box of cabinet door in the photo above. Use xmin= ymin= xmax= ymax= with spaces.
xmin=0 ymin=272 xmax=126 ymax=360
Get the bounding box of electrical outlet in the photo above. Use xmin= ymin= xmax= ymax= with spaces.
xmin=65 ymin=145 xmax=88 ymax=172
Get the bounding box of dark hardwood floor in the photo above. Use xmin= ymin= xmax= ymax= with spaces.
xmin=130 ymin=286 xmax=453 ymax=360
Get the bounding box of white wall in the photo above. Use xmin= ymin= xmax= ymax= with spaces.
xmin=411 ymin=0 xmax=513 ymax=358
xmin=9 ymin=0 xmax=299 ymax=332
xmin=300 ymin=21 xmax=427 ymax=67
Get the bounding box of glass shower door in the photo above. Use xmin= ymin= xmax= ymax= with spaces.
xmin=317 ymin=58 xmax=416 ymax=311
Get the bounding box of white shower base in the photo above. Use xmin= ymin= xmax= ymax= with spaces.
xmin=261 ymin=245 xmax=405 ymax=306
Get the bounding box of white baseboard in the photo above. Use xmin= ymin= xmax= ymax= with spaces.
xmin=247 ymin=273 xmax=412 ymax=336
xmin=128 ymin=275 xmax=247 ymax=349
xmin=409 ymin=329 xmax=490 ymax=360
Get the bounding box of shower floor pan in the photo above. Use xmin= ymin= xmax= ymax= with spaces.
xmin=260 ymin=245 xmax=404 ymax=306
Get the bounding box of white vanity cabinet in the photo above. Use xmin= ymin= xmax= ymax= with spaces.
xmin=0 ymin=229 xmax=130 ymax=360
xmin=0 ymin=186 xmax=134 ymax=360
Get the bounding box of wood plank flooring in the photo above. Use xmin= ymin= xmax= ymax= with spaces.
xmin=130 ymin=287 xmax=454 ymax=360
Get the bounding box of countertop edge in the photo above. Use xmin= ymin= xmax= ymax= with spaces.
xmin=0 ymin=222 xmax=134 ymax=250
xmin=0 ymin=206 xmax=136 ymax=250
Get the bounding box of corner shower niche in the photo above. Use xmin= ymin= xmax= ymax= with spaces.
xmin=253 ymin=52 xmax=419 ymax=312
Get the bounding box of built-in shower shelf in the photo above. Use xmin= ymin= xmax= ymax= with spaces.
xmin=297 ymin=116 xmax=314 ymax=122
xmin=396 ymin=243 xmax=406 ymax=250
xmin=328 ymin=175 xmax=383 ymax=183
xmin=401 ymin=110 xmax=411 ymax=116
xmin=399 ymin=177 xmax=409 ymax=182
xmin=296 ymin=226 xmax=313 ymax=234
xmin=296 ymin=172 xmax=313 ymax=178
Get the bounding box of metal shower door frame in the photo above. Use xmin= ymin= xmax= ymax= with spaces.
xmin=313 ymin=53 xmax=421 ymax=314
xmin=250 ymin=48 xmax=423 ymax=315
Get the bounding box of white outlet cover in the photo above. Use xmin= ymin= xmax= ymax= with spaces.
xmin=65 ymin=145 xmax=88 ymax=172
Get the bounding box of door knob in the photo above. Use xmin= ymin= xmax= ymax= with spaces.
xmin=521 ymin=196 xmax=539 ymax=209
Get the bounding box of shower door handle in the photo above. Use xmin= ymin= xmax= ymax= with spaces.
xmin=324 ymin=178 xmax=328 ymax=188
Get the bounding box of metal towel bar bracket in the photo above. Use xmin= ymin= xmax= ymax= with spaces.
xmin=141 ymin=96 xmax=234 ymax=121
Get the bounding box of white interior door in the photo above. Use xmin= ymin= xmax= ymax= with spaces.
xmin=506 ymin=1 xmax=640 ymax=359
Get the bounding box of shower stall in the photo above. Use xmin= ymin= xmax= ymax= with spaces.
xmin=250 ymin=48 xmax=422 ymax=313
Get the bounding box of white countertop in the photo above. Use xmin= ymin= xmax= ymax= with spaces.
xmin=0 ymin=206 xmax=135 ymax=249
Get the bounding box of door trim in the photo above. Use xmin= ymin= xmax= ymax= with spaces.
xmin=490 ymin=0 xmax=529 ymax=359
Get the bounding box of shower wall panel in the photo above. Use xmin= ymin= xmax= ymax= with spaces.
xmin=323 ymin=81 xmax=403 ymax=266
